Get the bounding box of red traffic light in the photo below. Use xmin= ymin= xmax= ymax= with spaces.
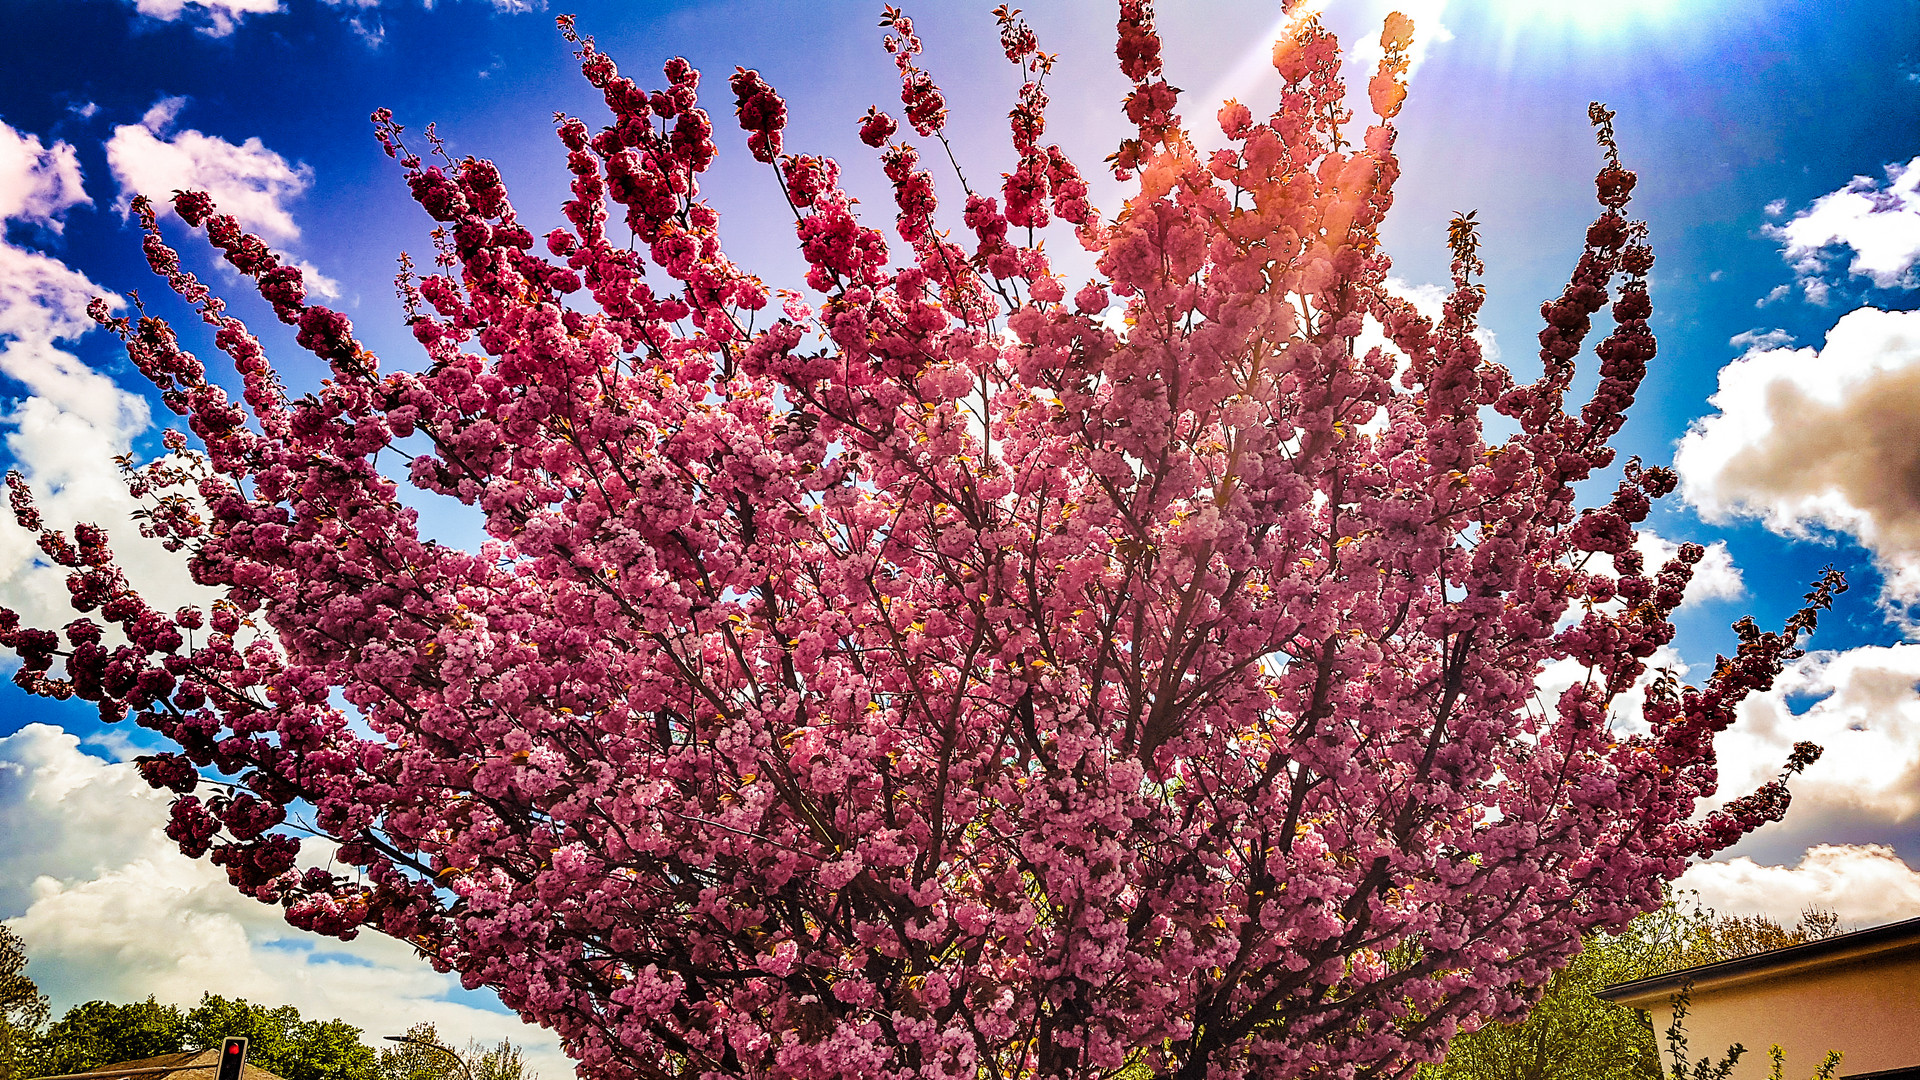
xmin=216 ymin=1038 xmax=249 ymax=1080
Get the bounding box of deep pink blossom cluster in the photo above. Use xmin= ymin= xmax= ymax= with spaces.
xmin=0 ymin=5 xmax=1842 ymax=1080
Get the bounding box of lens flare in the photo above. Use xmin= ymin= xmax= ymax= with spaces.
xmin=1483 ymin=0 xmax=1689 ymax=36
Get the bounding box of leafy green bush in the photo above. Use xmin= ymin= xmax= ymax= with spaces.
xmin=1420 ymin=899 xmax=1841 ymax=1080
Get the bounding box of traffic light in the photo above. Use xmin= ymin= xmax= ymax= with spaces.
xmin=217 ymin=1039 xmax=248 ymax=1080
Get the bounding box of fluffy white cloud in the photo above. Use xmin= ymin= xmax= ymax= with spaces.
xmin=0 ymin=119 xmax=202 ymax=637
xmin=1677 ymin=844 xmax=1920 ymax=927
xmin=0 ymin=723 xmax=170 ymax=915
xmin=1534 ymin=644 xmax=1685 ymax=742
xmin=0 ymin=123 xmax=88 ymax=230
xmin=102 ymin=100 xmax=339 ymax=300
xmin=125 ymin=0 xmax=282 ymax=37
xmin=1727 ymin=327 xmax=1793 ymax=353
xmin=1346 ymin=277 xmax=1499 ymax=405
xmin=0 ymin=725 xmax=572 ymax=1080
xmin=1382 ymin=276 xmax=1500 ymax=362
xmin=1542 ymin=640 xmax=1920 ymax=928
xmin=292 ymin=257 xmax=342 ymax=302
xmin=1766 ymin=157 xmax=1920 ymax=293
xmin=1675 ymin=306 xmax=1920 ymax=629
xmin=1540 ymin=639 xmax=1920 ymax=863
xmin=1535 ymin=531 xmax=1743 ymax=660
xmin=1340 ymin=278 xmax=1500 ymax=439
xmin=1706 ymin=645 xmax=1920 ymax=842
xmin=1628 ymin=532 xmax=1745 ymax=606
xmin=108 ymin=98 xmax=311 ymax=244
xmin=0 ymin=245 xmax=143 ymax=437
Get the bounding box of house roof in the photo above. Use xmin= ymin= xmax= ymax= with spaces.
xmin=34 ymin=1047 xmax=289 ymax=1080
xmin=1596 ymin=915 xmax=1920 ymax=1009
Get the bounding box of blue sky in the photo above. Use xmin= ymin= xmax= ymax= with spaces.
xmin=2 ymin=0 xmax=1918 ymax=1071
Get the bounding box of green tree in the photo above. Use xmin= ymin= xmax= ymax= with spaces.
xmin=24 ymin=994 xmax=383 ymax=1080
xmin=181 ymin=995 xmax=379 ymax=1080
xmin=376 ymin=1025 xmax=462 ymax=1080
xmin=182 ymin=997 xmax=299 ymax=1076
xmin=1424 ymin=920 xmax=1676 ymax=1080
xmin=26 ymin=999 xmax=187 ymax=1077
xmin=281 ymin=1021 xmax=384 ymax=1080
xmin=1422 ymin=901 xmax=1842 ymax=1080
xmin=465 ymin=1039 xmax=532 ymax=1080
xmin=375 ymin=1026 xmax=533 ymax=1080
xmin=0 ymin=928 xmax=50 ymax=1080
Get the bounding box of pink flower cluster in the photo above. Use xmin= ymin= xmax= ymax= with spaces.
xmin=0 ymin=6 xmax=1842 ymax=1080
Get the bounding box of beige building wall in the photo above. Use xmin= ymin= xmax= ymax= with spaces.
xmin=1636 ymin=950 xmax=1920 ymax=1080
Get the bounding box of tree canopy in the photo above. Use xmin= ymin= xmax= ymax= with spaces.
xmin=379 ymin=1024 xmax=533 ymax=1080
xmin=1424 ymin=901 xmax=1845 ymax=1080
xmin=0 ymin=2 xmax=1845 ymax=1078
xmin=179 ymin=995 xmax=381 ymax=1080
xmin=27 ymin=999 xmax=188 ymax=1079
xmin=15 ymin=993 xmax=530 ymax=1080
xmin=0 ymin=928 xmax=49 ymax=1080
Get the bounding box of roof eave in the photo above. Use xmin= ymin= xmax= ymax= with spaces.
xmin=1596 ymin=916 xmax=1920 ymax=1008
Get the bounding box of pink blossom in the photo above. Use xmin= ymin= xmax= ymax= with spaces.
xmin=0 ymin=8 xmax=1843 ymax=1080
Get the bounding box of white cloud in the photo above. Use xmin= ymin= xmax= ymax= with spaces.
xmin=1675 ymin=306 xmax=1920 ymax=629
xmin=0 ymin=725 xmax=572 ymax=1080
xmin=347 ymin=13 xmax=386 ymax=48
xmin=102 ymin=100 xmax=339 ymax=300
xmin=0 ymin=724 xmax=171 ymax=916
xmin=1677 ymin=844 xmax=1920 ymax=927
xmin=1756 ymin=283 xmax=1790 ymax=307
xmin=1706 ymin=644 xmax=1920 ymax=838
xmin=293 ymin=257 xmax=343 ymax=301
xmin=1628 ymin=532 xmax=1744 ymax=607
xmin=107 ymin=98 xmax=312 ymax=244
xmin=0 ymin=245 xmax=141 ymax=434
xmin=1541 ymin=639 xmax=1920 ymax=864
xmin=125 ymin=0 xmax=281 ymax=37
xmin=1535 ymin=643 xmax=1686 ymax=740
xmin=1386 ymin=276 xmax=1500 ymax=359
xmin=0 ymin=119 xmax=210 ymax=640
xmin=119 ymin=0 xmax=537 ymax=35
xmin=0 ymin=396 xmax=231 ymax=637
xmin=0 ymin=123 xmax=88 ymax=230
xmin=1766 ymin=157 xmax=1920 ymax=294
xmin=0 ymin=236 xmax=108 ymax=346
xmin=1728 ymin=327 xmax=1793 ymax=353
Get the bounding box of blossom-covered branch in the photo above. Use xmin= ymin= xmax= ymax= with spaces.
xmin=0 ymin=5 xmax=1840 ymax=1080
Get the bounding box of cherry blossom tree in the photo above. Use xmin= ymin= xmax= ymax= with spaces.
xmin=0 ymin=4 xmax=1842 ymax=1079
